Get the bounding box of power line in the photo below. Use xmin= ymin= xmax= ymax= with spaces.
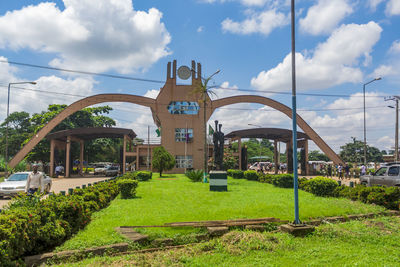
xmin=1 ymin=60 xmax=391 ymax=98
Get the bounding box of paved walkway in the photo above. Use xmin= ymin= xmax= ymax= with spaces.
xmin=0 ymin=176 xmax=109 ymax=209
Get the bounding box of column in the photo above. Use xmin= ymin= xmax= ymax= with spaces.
xmin=65 ymin=136 xmax=71 ymax=178
xmin=50 ymin=139 xmax=55 ymax=177
xmin=274 ymin=140 xmax=279 ymax=174
xmin=123 ymin=134 xmax=127 ymax=174
xmin=305 ymin=140 xmax=309 ymax=175
xmin=238 ymin=138 xmax=242 ymax=170
xmin=80 ymin=140 xmax=84 ymax=176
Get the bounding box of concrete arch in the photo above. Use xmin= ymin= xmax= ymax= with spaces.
xmin=211 ymin=95 xmax=344 ymax=165
xmin=8 ymin=94 xmax=156 ymax=168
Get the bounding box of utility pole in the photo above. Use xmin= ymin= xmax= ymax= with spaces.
xmin=385 ymin=96 xmax=400 ymax=161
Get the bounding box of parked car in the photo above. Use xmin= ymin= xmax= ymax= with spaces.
xmin=94 ymin=164 xmax=110 ymax=175
xmin=0 ymin=172 xmax=52 ymax=198
xmin=105 ymin=166 xmax=120 ymax=177
xmin=249 ymin=162 xmax=270 ymax=171
xmin=360 ymin=163 xmax=400 ymax=187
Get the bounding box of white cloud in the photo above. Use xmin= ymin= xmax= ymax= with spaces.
xmin=0 ymin=57 xmax=95 ymax=121
xmin=144 ymin=89 xmax=160 ymax=99
xmin=389 ymin=40 xmax=400 ymax=54
xmin=377 ymin=136 xmax=394 ymax=151
xmin=197 ymin=26 xmax=204 ymax=33
xmin=372 ymin=40 xmax=400 ymax=79
xmin=221 ymin=9 xmax=289 ymax=35
xmin=0 ymin=0 xmax=171 ymax=74
xmin=386 ymin=0 xmax=400 ymax=15
xmin=299 ymin=0 xmax=353 ymax=35
xmin=368 ymin=0 xmax=386 ymax=11
xmin=251 ymin=22 xmax=382 ymax=92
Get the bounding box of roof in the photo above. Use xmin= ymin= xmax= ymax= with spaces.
xmin=225 ymin=128 xmax=309 ymax=142
xmin=46 ymin=127 xmax=136 ymax=141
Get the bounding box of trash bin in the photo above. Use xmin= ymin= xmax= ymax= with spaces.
xmin=209 ymin=171 xmax=227 ymax=192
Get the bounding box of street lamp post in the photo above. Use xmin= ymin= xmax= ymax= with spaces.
xmin=198 ymin=70 xmax=220 ymax=182
xmin=5 ymin=81 xmax=37 ymax=176
xmin=386 ymin=96 xmax=400 ymax=162
xmin=363 ymin=77 xmax=381 ymax=166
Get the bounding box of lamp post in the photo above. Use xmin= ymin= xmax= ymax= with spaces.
xmin=197 ymin=70 xmax=220 ymax=182
xmin=248 ymin=124 xmax=262 ymax=163
xmin=386 ymin=96 xmax=400 ymax=162
xmin=5 ymin=81 xmax=37 ymax=176
xmin=363 ymin=77 xmax=381 ymax=166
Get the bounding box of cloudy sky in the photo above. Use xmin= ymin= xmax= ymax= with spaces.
xmin=0 ymin=0 xmax=399 ymax=153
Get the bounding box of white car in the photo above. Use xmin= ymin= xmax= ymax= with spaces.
xmin=94 ymin=165 xmax=110 ymax=175
xmin=0 ymin=172 xmax=52 ymax=198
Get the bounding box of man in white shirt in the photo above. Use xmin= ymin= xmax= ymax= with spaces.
xmin=360 ymin=164 xmax=367 ymax=176
xmin=25 ymin=164 xmax=45 ymax=194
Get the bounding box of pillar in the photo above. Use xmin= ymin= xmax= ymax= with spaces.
xmin=238 ymin=138 xmax=242 ymax=170
xmin=80 ymin=140 xmax=84 ymax=176
xmin=65 ymin=136 xmax=71 ymax=178
xmin=274 ymin=140 xmax=279 ymax=174
xmin=123 ymin=134 xmax=127 ymax=174
xmin=305 ymin=140 xmax=309 ymax=175
xmin=136 ymin=143 xmax=139 ymax=171
xmin=50 ymin=139 xmax=55 ymax=177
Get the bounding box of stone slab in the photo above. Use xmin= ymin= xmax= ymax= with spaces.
xmin=207 ymin=226 xmax=229 ymax=236
xmin=115 ymin=227 xmax=148 ymax=243
xmin=280 ymin=224 xmax=315 ymax=237
xmin=245 ymin=224 xmax=266 ymax=232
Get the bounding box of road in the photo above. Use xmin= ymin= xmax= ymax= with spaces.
xmin=0 ymin=176 xmax=109 ymax=209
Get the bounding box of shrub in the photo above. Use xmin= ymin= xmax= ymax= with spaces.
xmin=303 ymin=176 xmax=338 ymax=197
xmin=272 ymin=174 xmax=293 ymax=188
xmin=152 ymin=146 xmax=175 ymax=177
xmin=244 ymin=170 xmax=258 ymax=181
xmin=122 ymin=171 xmax=136 ymax=180
xmin=227 ymin=169 xmax=244 ymax=179
xmin=117 ymin=179 xmax=138 ymax=199
xmin=185 ymin=169 xmax=203 ymax=182
xmin=0 ymin=179 xmax=122 ymax=264
xmin=135 ymin=171 xmax=152 ymax=181
xmin=298 ymin=177 xmax=309 ymax=190
xmin=259 ymin=174 xmax=274 ymax=184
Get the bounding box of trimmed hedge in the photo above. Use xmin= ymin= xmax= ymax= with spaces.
xmin=0 ymin=176 xmax=128 ymax=265
xmin=272 ymin=174 xmax=294 ymax=188
xmin=244 ymin=170 xmax=258 ymax=181
xmin=227 ymin=169 xmax=244 ymax=179
xmin=117 ymin=179 xmax=138 ymax=199
xmin=303 ymin=176 xmax=338 ymax=197
xmin=135 ymin=171 xmax=152 ymax=181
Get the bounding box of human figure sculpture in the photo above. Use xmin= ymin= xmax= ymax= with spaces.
xmin=213 ymin=120 xmax=225 ymax=170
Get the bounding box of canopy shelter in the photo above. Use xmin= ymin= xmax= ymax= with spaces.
xmin=46 ymin=127 xmax=136 ymax=177
xmin=225 ymin=128 xmax=310 ymax=175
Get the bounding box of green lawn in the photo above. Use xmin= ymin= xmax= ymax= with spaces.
xmin=53 ymin=216 xmax=400 ymax=266
xmin=56 ymin=174 xmax=384 ymax=251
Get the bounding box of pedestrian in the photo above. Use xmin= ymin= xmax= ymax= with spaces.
xmin=25 ymin=164 xmax=45 ymax=195
xmin=338 ymin=164 xmax=343 ymax=180
xmin=327 ymin=164 xmax=332 ymax=178
xmin=55 ymin=164 xmax=63 ymax=177
xmin=360 ymin=164 xmax=366 ymax=176
xmin=344 ymin=164 xmax=350 ymax=179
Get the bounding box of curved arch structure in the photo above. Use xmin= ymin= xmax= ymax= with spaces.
xmin=8 ymin=94 xmax=156 ymax=168
xmin=212 ymin=95 xmax=344 ymax=165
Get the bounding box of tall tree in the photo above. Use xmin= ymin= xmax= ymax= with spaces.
xmin=308 ymin=150 xmax=330 ymax=161
xmin=339 ymin=137 xmax=383 ymax=163
xmin=152 ymin=146 xmax=175 ymax=177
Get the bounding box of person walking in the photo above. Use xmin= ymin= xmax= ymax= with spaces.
xmin=338 ymin=164 xmax=343 ymax=180
xmin=327 ymin=164 xmax=332 ymax=178
xmin=25 ymin=164 xmax=45 ymax=195
xmin=360 ymin=164 xmax=367 ymax=176
xmin=344 ymin=164 xmax=350 ymax=179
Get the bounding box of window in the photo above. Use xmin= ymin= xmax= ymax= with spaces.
xmin=175 ymin=155 xmax=193 ymax=168
xmin=167 ymin=101 xmax=200 ymax=115
xmin=375 ymin=167 xmax=387 ymax=176
xmin=175 ymin=128 xmax=193 ymax=142
xmin=388 ymin=166 xmax=399 ymax=176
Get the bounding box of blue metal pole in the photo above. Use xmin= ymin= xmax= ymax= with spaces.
xmin=291 ymin=0 xmax=300 ymax=225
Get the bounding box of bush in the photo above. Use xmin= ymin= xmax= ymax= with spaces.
xmin=303 ymin=176 xmax=338 ymax=197
xmin=227 ymin=169 xmax=244 ymax=179
xmin=272 ymin=174 xmax=294 ymax=188
xmin=117 ymin=179 xmax=139 ymax=199
xmin=0 ymin=178 xmax=122 ymax=264
xmin=135 ymin=171 xmax=152 ymax=181
xmin=259 ymin=174 xmax=274 ymax=184
xmin=244 ymin=170 xmax=258 ymax=181
xmin=185 ymin=169 xmax=203 ymax=182
xmin=298 ymin=177 xmax=309 ymax=190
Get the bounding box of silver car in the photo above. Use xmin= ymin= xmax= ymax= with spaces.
xmin=360 ymin=164 xmax=400 ymax=187
xmin=0 ymin=172 xmax=52 ymax=198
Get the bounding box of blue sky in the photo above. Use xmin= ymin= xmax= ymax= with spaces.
xmin=0 ymin=0 xmax=399 ymax=153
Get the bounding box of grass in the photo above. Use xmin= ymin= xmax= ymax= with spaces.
xmin=51 ymin=216 xmax=400 ymax=266
xmin=56 ymin=174 xmax=384 ymax=251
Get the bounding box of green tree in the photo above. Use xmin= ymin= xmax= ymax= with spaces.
xmin=152 ymin=146 xmax=175 ymax=177
xmin=308 ymin=150 xmax=330 ymax=161
xmin=339 ymin=137 xmax=383 ymax=163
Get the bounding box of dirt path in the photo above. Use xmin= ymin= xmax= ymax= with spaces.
xmin=0 ymin=176 xmax=109 ymax=209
